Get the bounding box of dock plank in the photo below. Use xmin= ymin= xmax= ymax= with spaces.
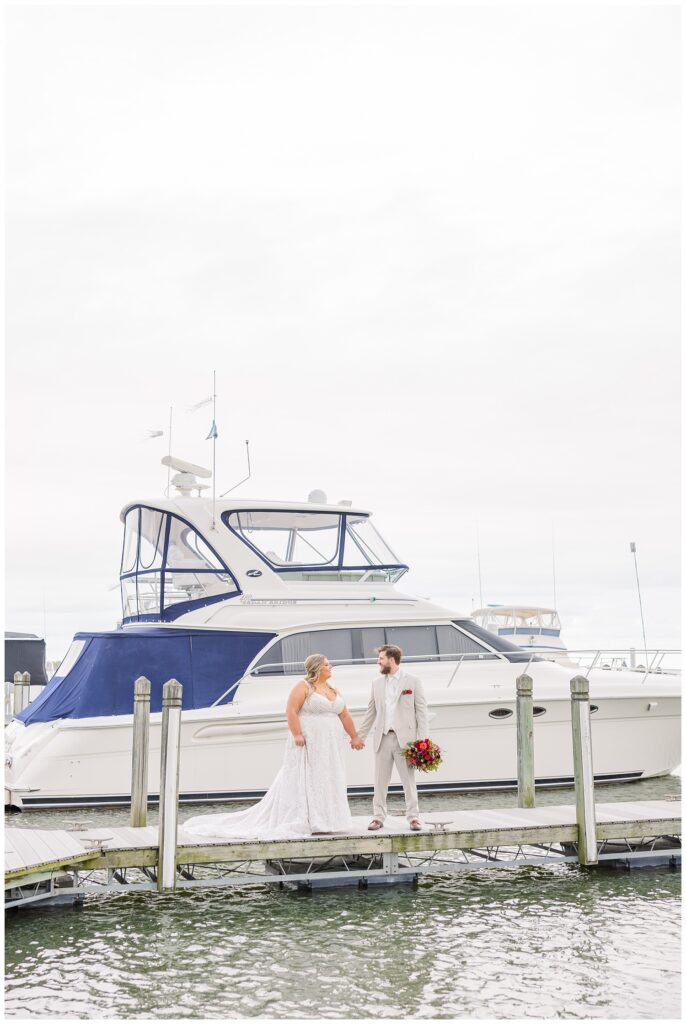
xmin=6 ymin=800 xmax=680 ymax=885
xmin=6 ymin=830 xmax=59 ymax=870
xmin=595 ymin=800 xmax=678 ymax=822
xmin=5 ymin=828 xmax=96 ymax=880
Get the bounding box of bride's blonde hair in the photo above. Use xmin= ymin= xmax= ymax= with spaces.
xmin=304 ymin=653 xmax=338 ymax=694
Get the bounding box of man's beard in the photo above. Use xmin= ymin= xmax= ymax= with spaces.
xmin=380 ymin=664 xmax=391 ymax=675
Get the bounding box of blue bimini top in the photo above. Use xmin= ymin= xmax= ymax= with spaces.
xmin=18 ymin=627 xmax=275 ymax=725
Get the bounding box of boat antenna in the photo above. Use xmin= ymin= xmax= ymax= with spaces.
xmin=629 ymin=541 xmax=649 ymax=677
xmin=476 ymin=524 xmax=484 ymax=608
xmin=207 ymin=370 xmax=219 ymax=530
xmin=220 ymin=441 xmax=251 ymax=496
xmin=166 ymin=406 xmax=173 ymax=496
xmin=552 ymin=521 xmax=557 ymax=610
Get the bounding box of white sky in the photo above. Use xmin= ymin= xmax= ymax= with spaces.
xmin=5 ymin=2 xmax=681 ymax=660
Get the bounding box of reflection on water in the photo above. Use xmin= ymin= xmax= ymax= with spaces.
xmin=5 ymin=774 xmax=681 ymax=1019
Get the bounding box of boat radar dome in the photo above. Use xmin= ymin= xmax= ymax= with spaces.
xmin=162 ymin=456 xmax=212 ymax=497
xmin=308 ymin=489 xmax=327 ymax=504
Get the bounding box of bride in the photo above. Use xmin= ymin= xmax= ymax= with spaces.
xmin=183 ymin=654 xmax=365 ymax=840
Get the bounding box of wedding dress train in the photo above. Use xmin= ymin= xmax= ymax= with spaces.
xmin=183 ymin=692 xmax=354 ymax=840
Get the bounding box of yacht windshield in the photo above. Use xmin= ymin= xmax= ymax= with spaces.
xmin=224 ymin=510 xmax=407 ymax=582
xmin=121 ymin=506 xmax=240 ymax=622
xmin=344 ymin=515 xmax=400 ymax=566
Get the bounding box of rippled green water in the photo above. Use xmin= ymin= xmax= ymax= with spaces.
xmin=5 ymin=775 xmax=681 ymax=1019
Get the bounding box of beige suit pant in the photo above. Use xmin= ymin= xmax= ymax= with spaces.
xmin=373 ymin=730 xmax=420 ymax=822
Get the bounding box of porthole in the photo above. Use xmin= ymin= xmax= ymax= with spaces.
xmin=532 ymin=706 xmax=547 ymax=717
xmin=488 ymin=708 xmax=513 ymax=720
xmin=590 ymin=704 xmax=599 ymax=714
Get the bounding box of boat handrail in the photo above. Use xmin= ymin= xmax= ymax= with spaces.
xmin=533 ymin=648 xmax=681 ymax=682
xmin=211 ymin=646 xmax=681 ymax=704
xmin=541 ymin=647 xmax=679 ymax=662
xmin=249 ymin=650 xmax=506 ymax=678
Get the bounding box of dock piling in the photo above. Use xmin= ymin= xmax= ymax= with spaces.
xmin=570 ymin=674 xmax=598 ymax=865
xmin=158 ymin=679 xmax=183 ymax=892
xmin=13 ymin=672 xmax=23 ymax=716
xmin=12 ymin=671 xmax=31 ymax=715
xmin=516 ymin=673 xmax=535 ymax=808
xmin=22 ymin=672 xmax=32 ymax=709
xmin=131 ymin=676 xmax=151 ymax=828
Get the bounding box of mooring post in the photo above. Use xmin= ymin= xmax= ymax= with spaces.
xmin=131 ymin=676 xmax=151 ymax=828
xmin=13 ymin=672 xmax=23 ymax=716
xmin=158 ymin=679 xmax=183 ymax=892
xmin=516 ymin=673 xmax=535 ymax=808
xmin=22 ymin=671 xmax=32 ymax=708
xmin=570 ymin=674 xmax=598 ymax=865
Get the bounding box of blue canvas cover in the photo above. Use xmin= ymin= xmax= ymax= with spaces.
xmin=18 ymin=628 xmax=275 ymax=725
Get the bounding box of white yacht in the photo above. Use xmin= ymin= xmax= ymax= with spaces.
xmin=471 ymin=606 xmax=567 ymax=652
xmin=4 ymin=467 xmax=681 ymax=809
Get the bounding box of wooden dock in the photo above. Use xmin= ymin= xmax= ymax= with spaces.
xmin=6 ymin=675 xmax=680 ymax=909
xmin=5 ymin=800 xmax=681 ymax=909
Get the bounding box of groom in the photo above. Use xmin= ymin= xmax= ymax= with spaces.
xmin=357 ymin=644 xmax=428 ymax=832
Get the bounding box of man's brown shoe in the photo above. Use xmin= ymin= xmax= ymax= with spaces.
xmin=367 ymin=819 xmax=383 ymax=831
xmin=409 ymin=819 xmax=422 ymax=831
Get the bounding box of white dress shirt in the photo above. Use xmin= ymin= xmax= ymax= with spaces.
xmin=383 ymin=670 xmax=403 ymax=734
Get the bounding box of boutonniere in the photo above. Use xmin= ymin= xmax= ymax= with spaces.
xmin=401 ymin=689 xmax=413 ymax=695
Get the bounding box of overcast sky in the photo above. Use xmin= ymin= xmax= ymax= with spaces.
xmin=5 ymin=2 xmax=680 ymax=661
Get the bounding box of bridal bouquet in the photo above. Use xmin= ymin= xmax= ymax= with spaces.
xmin=403 ymin=738 xmax=442 ymax=772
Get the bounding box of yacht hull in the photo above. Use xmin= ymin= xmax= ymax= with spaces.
xmin=8 ymin=495 xmax=680 ymax=809
xmin=5 ymin=667 xmax=680 ymax=808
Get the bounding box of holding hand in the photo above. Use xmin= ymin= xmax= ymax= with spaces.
xmin=350 ymin=736 xmax=365 ymax=750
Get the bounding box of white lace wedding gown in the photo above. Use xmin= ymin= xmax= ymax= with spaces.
xmin=182 ymin=692 xmax=354 ymax=840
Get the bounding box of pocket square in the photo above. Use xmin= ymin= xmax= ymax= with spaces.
xmin=401 ymin=689 xmax=413 ymax=695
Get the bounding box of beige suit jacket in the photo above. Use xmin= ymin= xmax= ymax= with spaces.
xmin=357 ymin=671 xmax=429 ymax=753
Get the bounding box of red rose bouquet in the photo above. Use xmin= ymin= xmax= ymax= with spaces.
xmin=402 ymin=738 xmax=442 ymax=772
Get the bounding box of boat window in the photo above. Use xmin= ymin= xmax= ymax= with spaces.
xmin=121 ymin=509 xmax=140 ymax=573
xmin=120 ymin=506 xmax=240 ymax=623
xmin=344 ymin=516 xmax=400 ymax=566
xmin=121 ymin=575 xmax=166 ymax=620
xmin=386 ymin=626 xmax=439 ymax=661
xmin=436 ymin=625 xmax=488 ymax=656
xmin=455 ymin=619 xmax=542 ymax=663
xmin=281 ymin=629 xmax=354 ymax=673
xmin=252 ymin=631 xmax=351 ymax=676
xmin=52 ymin=639 xmax=86 ymax=679
xmin=138 ymin=508 xmax=166 ymax=570
xmin=251 ymin=623 xmax=493 ymax=675
xmin=223 ymin=509 xmax=408 ymax=581
xmin=226 ymin=511 xmax=341 ymax=566
xmin=166 ymin=517 xmax=227 ymax=571
xmin=358 ymin=627 xmax=385 ymax=661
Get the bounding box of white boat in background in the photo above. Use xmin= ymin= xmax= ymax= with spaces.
xmin=4 ymin=460 xmax=681 ymax=809
xmin=471 ymin=606 xmax=567 ymax=652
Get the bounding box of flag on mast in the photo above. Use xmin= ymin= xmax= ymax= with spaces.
xmin=206 ymin=420 xmax=218 ymax=441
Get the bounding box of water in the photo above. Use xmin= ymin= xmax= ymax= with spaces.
xmin=5 ymin=775 xmax=681 ymax=1019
